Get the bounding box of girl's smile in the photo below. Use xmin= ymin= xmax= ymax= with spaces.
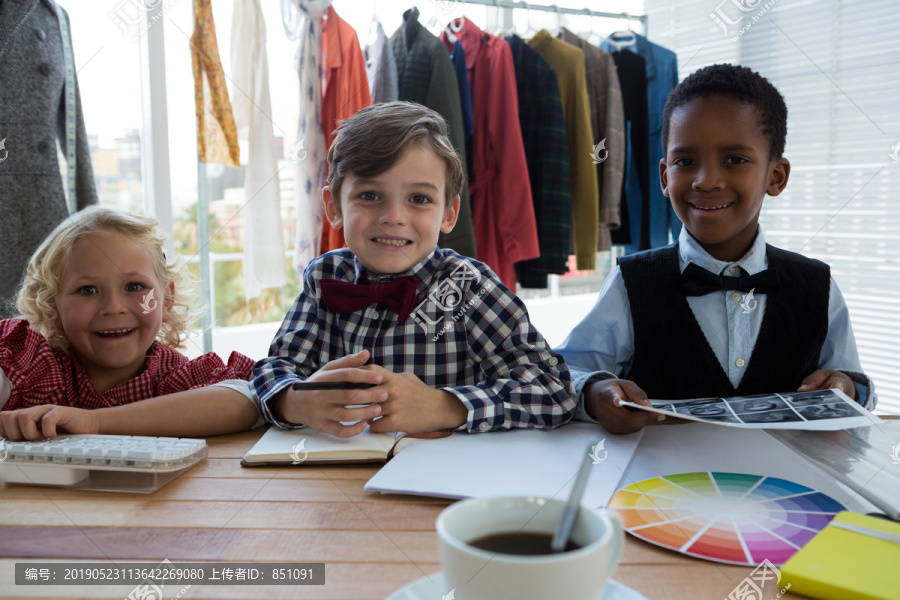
xmin=54 ymin=233 xmax=172 ymax=392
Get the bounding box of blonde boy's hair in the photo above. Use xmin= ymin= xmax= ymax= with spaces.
xmin=16 ymin=206 xmax=197 ymax=351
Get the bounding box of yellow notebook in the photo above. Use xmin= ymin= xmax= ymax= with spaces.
xmin=781 ymin=511 xmax=900 ymax=600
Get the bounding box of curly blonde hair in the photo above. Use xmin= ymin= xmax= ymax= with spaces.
xmin=16 ymin=206 xmax=197 ymax=351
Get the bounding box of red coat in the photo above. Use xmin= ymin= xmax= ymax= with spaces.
xmin=320 ymin=6 xmax=372 ymax=254
xmin=441 ymin=20 xmax=539 ymax=289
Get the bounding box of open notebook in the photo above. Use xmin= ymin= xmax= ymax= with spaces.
xmin=241 ymin=426 xmax=434 ymax=466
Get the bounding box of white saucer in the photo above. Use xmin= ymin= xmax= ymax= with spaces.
xmin=385 ymin=572 xmax=648 ymax=600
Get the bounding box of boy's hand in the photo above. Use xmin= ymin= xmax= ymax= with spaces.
xmin=583 ymin=379 xmax=664 ymax=434
xmin=363 ymin=365 xmax=468 ymax=434
xmin=0 ymin=405 xmax=100 ymax=441
xmin=798 ymin=369 xmax=856 ymax=400
xmin=272 ymin=350 xmax=387 ymax=437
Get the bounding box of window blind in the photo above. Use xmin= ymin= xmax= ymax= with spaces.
xmin=645 ymin=0 xmax=900 ymax=413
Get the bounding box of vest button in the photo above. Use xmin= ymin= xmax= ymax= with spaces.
xmin=39 ymin=62 xmax=51 ymax=76
xmin=731 ymin=292 xmax=741 ymax=302
xmin=35 ymin=28 xmax=46 ymax=41
xmin=735 ymin=358 xmax=746 ymax=367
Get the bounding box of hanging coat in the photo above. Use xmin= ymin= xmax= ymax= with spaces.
xmin=560 ymin=28 xmax=625 ymax=252
xmin=528 ymin=30 xmax=599 ymax=271
xmin=319 ymin=5 xmax=372 ymax=254
xmin=390 ymin=7 xmax=476 ymax=259
xmin=505 ymin=34 xmax=571 ymax=289
xmin=0 ymin=0 xmax=98 ymax=317
xmin=282 ymin=0 xmax=331 ymax=272
xmin=603 ymin=33 xmax=680 ymax=252
xmin=441 ymin=19 xmax=539 ymax=289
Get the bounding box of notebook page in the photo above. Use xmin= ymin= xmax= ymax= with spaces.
xmin=365 ymin=422 xmax=643 ymax=507
xmin=243 ymin=426 xmax=399 ymax=462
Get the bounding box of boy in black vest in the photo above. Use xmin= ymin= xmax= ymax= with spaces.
xmin=557 ymin=64 xmax=874 ymax=434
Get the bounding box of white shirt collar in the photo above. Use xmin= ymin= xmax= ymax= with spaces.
xmin=677 ymin=226 xmax=769 ymax=276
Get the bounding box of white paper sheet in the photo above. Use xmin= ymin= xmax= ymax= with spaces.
xmin=768 ymin=421 xmax=900 ymax=520
xmin=621 ymin=422 xmax=878 ymax=513
xmin=620 ymin=388 xmax=880 ymax=430
xmin=365 ymin=422 xmax=643 ymax=508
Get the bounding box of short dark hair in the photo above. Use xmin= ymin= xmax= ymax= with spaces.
xmin=326 ymin=102 xmax=465 ymax=213
xmin=661 ymin=63 xmax=787 ymax=160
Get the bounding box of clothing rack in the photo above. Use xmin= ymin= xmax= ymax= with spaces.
xmin=456 ymin=0 xmax=648 ymax=27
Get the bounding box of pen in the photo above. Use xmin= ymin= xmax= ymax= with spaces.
xmin=291 ymin=381 xmax=377 ymax=391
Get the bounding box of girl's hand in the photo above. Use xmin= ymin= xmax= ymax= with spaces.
xmin=0 ymin=405 xmax=101 ymax=441
xmin=363 ymin=365 xmax=468 ymax=433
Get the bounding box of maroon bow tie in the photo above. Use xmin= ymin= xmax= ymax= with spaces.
xmin=319 ymin=275 xmax=420 ymax=322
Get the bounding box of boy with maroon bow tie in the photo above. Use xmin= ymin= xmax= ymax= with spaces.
xmin=253 ymin=102 xmax=575 ymax=436
xmin=557 ymin=64 xmax=875 ymax=434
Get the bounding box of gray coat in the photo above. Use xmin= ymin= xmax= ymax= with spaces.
xmin=0 ymin=0 xmax=97 ymax=316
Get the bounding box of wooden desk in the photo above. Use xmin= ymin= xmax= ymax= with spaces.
xmin=0 ymin=427 xmax=812 ymax=599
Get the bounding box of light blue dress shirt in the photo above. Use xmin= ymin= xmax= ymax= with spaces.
xmin=556 ymin=227 xmax=875 ymax=422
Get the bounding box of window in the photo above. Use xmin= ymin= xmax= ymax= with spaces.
xmin=67 ymin=3 xmax=144 ymax=212
xmin=163 ymin=0 xmax=302 ymax=336
xmin=69 ymin=1 xmax=896 ymax=413
xmin=646 ymin=0 xmax=900 ymax=413
xmin=159 ymin=1 xmax=640 ymax=352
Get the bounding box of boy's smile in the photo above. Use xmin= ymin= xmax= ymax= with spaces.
xmin=323 ymin=144 xmax=460 ymax=275
xmin=661 ymin=94 xmax=790 ymax=262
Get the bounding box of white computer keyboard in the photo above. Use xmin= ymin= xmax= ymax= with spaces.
xmin=0 ymin=434 xmax=207 ymax=492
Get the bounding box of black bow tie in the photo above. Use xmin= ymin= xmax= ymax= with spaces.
xmin=680 ymin=262 xmax=780 ymax=297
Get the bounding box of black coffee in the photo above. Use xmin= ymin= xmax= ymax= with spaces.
xmin=468 ymin=532 xmax=582 ymax=555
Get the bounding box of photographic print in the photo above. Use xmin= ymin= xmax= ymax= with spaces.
xmin=797 ymin=403 xmax=858 ymax=420
xmin=728 ymin=397 xmax=789 ymax=413
xmin=697 ymin=415 xmax=741 ymax=423
xmin=780 ymin=390 xmax=842 ymax=406
xmin=623 ymin=388 xmax=879 ymax=430
xmin=736 ymin=409 xmax=803 ymax=424
xmin=673 ymin=399 xmax=730 ymax=417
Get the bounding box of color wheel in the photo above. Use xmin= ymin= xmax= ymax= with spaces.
xmin=609 ymin=472 xmax=845 ymax=566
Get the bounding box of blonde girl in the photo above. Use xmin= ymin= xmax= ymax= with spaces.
xmin=0 ymin=206 xmax=260 ymax=440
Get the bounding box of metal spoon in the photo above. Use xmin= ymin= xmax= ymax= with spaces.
xmin=550 ymin=443 xmax=596 ymax=552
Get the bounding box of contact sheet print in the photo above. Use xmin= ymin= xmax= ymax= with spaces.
xmin=621 ymin=389 xmax=881 ymax=430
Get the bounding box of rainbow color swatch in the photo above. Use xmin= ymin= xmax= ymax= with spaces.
xmin=609 ymin=472 xmax=845 ymax=566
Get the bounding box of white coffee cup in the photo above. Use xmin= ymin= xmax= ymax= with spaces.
xmin=436 ymin=495 xmax=624 ymax=600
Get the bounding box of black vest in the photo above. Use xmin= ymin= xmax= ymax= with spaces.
xmin=619 ymin=243 xmax=830 ymax=399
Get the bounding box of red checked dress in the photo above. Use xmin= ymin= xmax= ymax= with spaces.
xmin=0 ymin=319 xmax=254 ymax=411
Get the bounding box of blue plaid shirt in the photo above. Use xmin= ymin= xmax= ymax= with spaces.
xmin=253 ymin=247 xmax=576 ymax=432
